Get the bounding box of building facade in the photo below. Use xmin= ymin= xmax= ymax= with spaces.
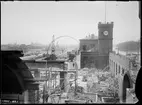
xmin=79 ymin=22 xmax=113 ymax=69
xmin=109 ymin=52 xmax=139 ymax=103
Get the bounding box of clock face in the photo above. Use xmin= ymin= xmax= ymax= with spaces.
xmin=103 ymin=31 xmax=108 ymax=36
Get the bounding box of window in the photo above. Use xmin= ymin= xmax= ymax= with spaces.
xmin=119 ymin=65 xmax=121 ymax=74
xmin=114 ymin=62 xmax=115 ymax=69
xmin=122 ymin=68 xmax=125 ymax=75
xmin=82 ymin=45 xmax=87 ymax=51
xmin=116 ymin=63 xmax=117 ymax=75
xmin=114 ymin=62 xmax=115 ymax=73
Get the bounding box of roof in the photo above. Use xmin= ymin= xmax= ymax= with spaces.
xmin=80 ymin=39 xmax=98 ymax=41
xmin=1 ymin=50 xmax=39 ymax=94
xmin=1 ymin=50 xmax=24 ymax=57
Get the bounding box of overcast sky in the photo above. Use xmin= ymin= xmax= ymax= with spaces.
xmin=1 ymin=1 xmax=140 ymax=45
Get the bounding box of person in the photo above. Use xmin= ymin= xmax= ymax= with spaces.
xmin=135 ymin=68 xmax=142 ymax=104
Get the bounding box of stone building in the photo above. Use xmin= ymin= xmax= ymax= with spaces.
xmin=79 ymin=22 xmax=113 ymax=69
xmin=109 ymin=52 xmax=139 ymax=103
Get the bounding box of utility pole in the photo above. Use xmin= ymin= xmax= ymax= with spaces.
xmin=74 ymin=63 xmax=78 ymax=97
xmin=105 ymin=1 xmax=106 ymax=23
xmin=43 ymin=83 xmax=45 ymax=104
xmin=75 ymin=71 xmax=77 ymax=96
xmin=51 ymin=65 xmax=52 ymax=92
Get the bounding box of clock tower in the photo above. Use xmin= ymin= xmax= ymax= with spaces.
xmin=98 ymin=22 xmax=113 ymax=55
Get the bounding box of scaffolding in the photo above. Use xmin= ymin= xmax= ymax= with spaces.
xmin=30 ymin=60 xmax=77 ymax=103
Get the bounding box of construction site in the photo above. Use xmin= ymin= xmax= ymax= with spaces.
xmin=1 ymin=1 xmax=141 ymax=104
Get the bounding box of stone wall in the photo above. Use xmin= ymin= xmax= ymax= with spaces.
xmin=109 ymin=52 xmax=138 ymax=103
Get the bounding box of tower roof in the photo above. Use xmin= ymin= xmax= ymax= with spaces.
xmin=98 ymin=22 xmax=114 ymax=28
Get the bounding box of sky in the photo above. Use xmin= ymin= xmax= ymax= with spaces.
xmin=1 ymin=1 xmax=140 ymax=46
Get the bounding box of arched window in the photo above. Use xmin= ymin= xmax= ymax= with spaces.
xmin=119 ymin=65 xmax=121 ymax=74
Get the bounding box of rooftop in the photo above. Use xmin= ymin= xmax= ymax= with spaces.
xmin=80 ymin=34 xmax=98 ymax=40
xmin=1 ymin=50 xmax=24 ymax=57
xmin=110 ymin=51 xmax=131 ymax=61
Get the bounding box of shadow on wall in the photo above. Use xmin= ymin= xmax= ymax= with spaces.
xmin=122 ymin=73 xmax=132 ymax=103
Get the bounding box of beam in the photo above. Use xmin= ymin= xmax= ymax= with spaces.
xmin=64 ymin=99 xmax=86 ymax=103
xmin=30 ymin=68 xmax=76 ymax=72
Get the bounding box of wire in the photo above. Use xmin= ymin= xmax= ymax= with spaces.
xmin=105 ymin=1 xmax=107 ymax=23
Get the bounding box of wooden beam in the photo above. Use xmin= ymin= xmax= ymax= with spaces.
xmin=23 ymin=59 xmax=65 ymax=63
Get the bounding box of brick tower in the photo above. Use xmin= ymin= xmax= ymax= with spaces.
xmin=98 ymin=22 xmax=113 ymax=55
